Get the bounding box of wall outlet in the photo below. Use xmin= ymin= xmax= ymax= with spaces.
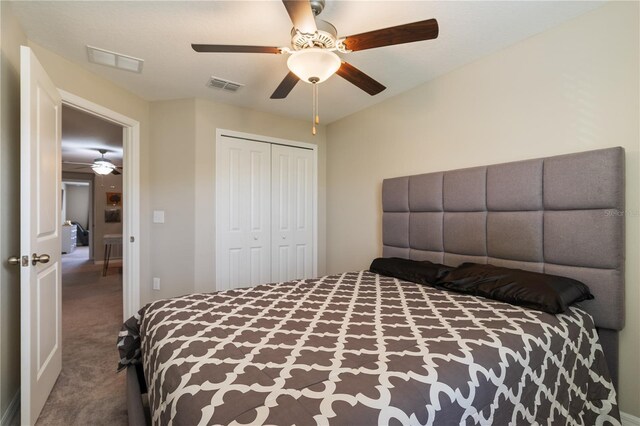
xmin=153 ymin=277 xmax=160 ymax=291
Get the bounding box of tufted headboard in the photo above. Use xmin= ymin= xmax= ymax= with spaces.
xmin=382 ymin=147 xmax=625 ymax=386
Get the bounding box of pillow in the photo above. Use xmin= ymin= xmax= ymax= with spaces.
xmin=369 ymin=257 xmax=453 ymax=286
xmin=436 ymin=263 xmax=594 ymax=314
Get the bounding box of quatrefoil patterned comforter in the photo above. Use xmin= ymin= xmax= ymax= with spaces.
xmin=118 ymin=270 xmax=620 ymax=425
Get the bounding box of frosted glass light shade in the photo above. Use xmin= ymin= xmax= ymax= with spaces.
xmin=92 ymin=160 xmax=115 ymax=175
xmin=287 ymin=48 xmax=341 ymax=83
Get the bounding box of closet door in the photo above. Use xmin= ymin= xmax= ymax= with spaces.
xmin=271 ymin=144 xmax=314 ymax=282
xmin=216 ymin=136 xmax=271 ymax=290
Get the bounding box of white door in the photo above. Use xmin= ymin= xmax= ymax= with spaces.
xmin=271 ymin=145 xmax=314 ymax=282
xmin=20 ymin=46 xmax=62 ymax=425
xmin=216 ymin=136 xmax=271 ymax=290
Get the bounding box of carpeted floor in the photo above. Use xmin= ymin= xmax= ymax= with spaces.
xmin=35 ymin=247 xmax=128 ymax=425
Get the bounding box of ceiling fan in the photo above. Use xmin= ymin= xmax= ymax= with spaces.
xmin=63 ymin=149 xmax=122 ymax=176
xmin=192 ymin=0 xmax=439 ymax=134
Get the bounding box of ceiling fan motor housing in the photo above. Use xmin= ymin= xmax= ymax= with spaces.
xmin=309 ymin=0 xmax=326 ymax=17
xmin=291 ymin=19 xmax=337 ymax=50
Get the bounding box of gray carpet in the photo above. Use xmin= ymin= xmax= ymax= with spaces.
xmin=35 ymin=247 xmax=127 ymax=425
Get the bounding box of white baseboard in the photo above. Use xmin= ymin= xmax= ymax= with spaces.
xmin=93 ymin=259 xmax=122 ymax=266
xmin=0 ymin=390 xmax=20 ymax=426
xmin=622 ymin=412 xmax=640 ymax=426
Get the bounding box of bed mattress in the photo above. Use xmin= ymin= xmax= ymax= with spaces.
xmin=118 ymin=271 xmax=620 ymax=425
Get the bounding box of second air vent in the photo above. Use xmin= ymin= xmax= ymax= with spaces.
xmin=207 ymin=77 xmax=244 ymax=93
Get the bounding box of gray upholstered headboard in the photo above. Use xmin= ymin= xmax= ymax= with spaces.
xmin=382 ymin=147 xmax=625 ymax=386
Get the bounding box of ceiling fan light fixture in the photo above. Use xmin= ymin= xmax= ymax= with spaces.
xmin=91 ymin=160 xmax=116 ymax=175
xmin=287 ymin=48 xmax=341 ymax=83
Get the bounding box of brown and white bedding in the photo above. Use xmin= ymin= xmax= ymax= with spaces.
xmin=118 ymin=271 xmax=620 ymax=425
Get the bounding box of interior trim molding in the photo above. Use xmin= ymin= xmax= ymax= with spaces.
xmin=622 ymin=412 xmax=640 ymax=426
xmin=0 ymin=390 xmax=20 ymax=426
xmin=58 ymin=89 xmax=141 ymax=319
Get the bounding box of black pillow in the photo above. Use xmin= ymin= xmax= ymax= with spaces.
xmin=436 ymin=263 xmax=594 ymax=314
xmin=369 ymin=257 xmax=453 ymax=286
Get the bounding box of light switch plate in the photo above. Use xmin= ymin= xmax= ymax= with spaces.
xmin=153 ymin=210 xmax=165 ymax=223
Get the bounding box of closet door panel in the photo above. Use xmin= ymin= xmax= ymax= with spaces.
xmin=296 ymin=245 xmax=307 ymax=279
xmin=216 ymin=136 xmax=271 ymax=290
xmin=247 ymin=148 xmax=271 ymax=286
xmin=294 ymin=154 xmax=313 ymax=280
xmin=272 ymin=148 xmax=292 ymax=282
xmin=272 ymin=145 xmax=313 ymax=282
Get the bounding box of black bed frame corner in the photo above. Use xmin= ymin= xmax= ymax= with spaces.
xmin=127 ymin=364 xmax=149 ymax=426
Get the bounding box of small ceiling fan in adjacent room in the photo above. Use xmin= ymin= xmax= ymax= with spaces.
xmin=63 ymin=149 xmax=122 ymax=175
xmin=191 ymin=0 xmax=439 ymax=134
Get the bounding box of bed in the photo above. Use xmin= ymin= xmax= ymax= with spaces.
xmin=120 ymin=147 xmax=624 ymax=425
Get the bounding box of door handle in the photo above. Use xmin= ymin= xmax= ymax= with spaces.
xmin=32 ymin=253 xmax=51 ymax=266
xmin=8 ymin=256 xmax=28 ymax=267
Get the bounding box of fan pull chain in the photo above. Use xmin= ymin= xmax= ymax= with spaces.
xmin=312 ymin=82 xmax=318 ymax=135
xmin=315 ymin=83 xmax=320 ymax=126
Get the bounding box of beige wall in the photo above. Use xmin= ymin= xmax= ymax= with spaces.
xmin=94 ymin=173 xmax=124 ymax=261
xmin=0 ymin=0 xmax=26 ymax=417
xmin=62 ymin=171 xmax=95 ymax=258
xmin=194 ymin=98 xmax=327 ymax=293
xmin=147 ymin=99 xmax=196 ymax=300
xmin=146 ymin=97 xmax=327 ymax=300
xmin=64 ymin=184 xmax=90 ymax=228
xmin=326 ymin=2 xmax=639 ymax=416
xmin=24 ymin=42 xmax=329 ymax=305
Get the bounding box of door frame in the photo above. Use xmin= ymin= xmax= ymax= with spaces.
xmin=61 ymin=178 xmax=94 ymax=259
xmin=215 ymin=128 xmax=319 ymax=280
xmin=59 ymin=90 xmax=140 ymax=319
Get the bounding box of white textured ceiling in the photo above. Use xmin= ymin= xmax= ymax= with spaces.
xmin=62 ymin=105 xmax=123 ymax=172
xmin=12 ymin=1 xmax=605 ymax=123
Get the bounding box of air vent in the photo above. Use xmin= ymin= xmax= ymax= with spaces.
xmin=87 ymin=45 xmax=144 ymax=73
xmin=207 ymin=77 xmax=244 ymax=93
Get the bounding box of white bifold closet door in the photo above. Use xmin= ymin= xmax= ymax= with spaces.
xmin=216 ymin=136 xmax=271 ymax=290
xmin=216 ymin=135 xmax=314 ymax=290
xmin=271 ymin=144 xmax=314 ymax=282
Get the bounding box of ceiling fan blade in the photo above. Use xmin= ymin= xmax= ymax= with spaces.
xmin=62 ymin=161 xmax=93 ymax=166
xmin=191 ymin=44 xmax=281 ymax=54
xmin=343 ymin=19 xmax=439 ymax=52
xmin=336 ymin=62 xmax=386 ymax=96
xmin=111 ymin=169 xmax=121 ymax=176
xmin=282 ymin=0 xmax=317 ymax=34
xmin=270 ymin=72 xmax=300 ymax=99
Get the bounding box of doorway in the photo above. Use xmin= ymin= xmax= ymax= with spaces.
xmin=61 ymin=179 xmax=93 ymax=261
xmin=35 ymin=93 xmax=139 ymax=423
xmin=59 ymin=90 xmax=140 ymax=319
xmin=35 ymin=104 xmax=129 ymax=424
xmin=61 ymin=103 xmax=124 ymax=272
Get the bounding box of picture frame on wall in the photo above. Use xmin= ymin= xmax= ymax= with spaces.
xmin=106 ymin=192 xmax=122 ymax=206
xmin=105 ymin=208 xmax=121 ymax=223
